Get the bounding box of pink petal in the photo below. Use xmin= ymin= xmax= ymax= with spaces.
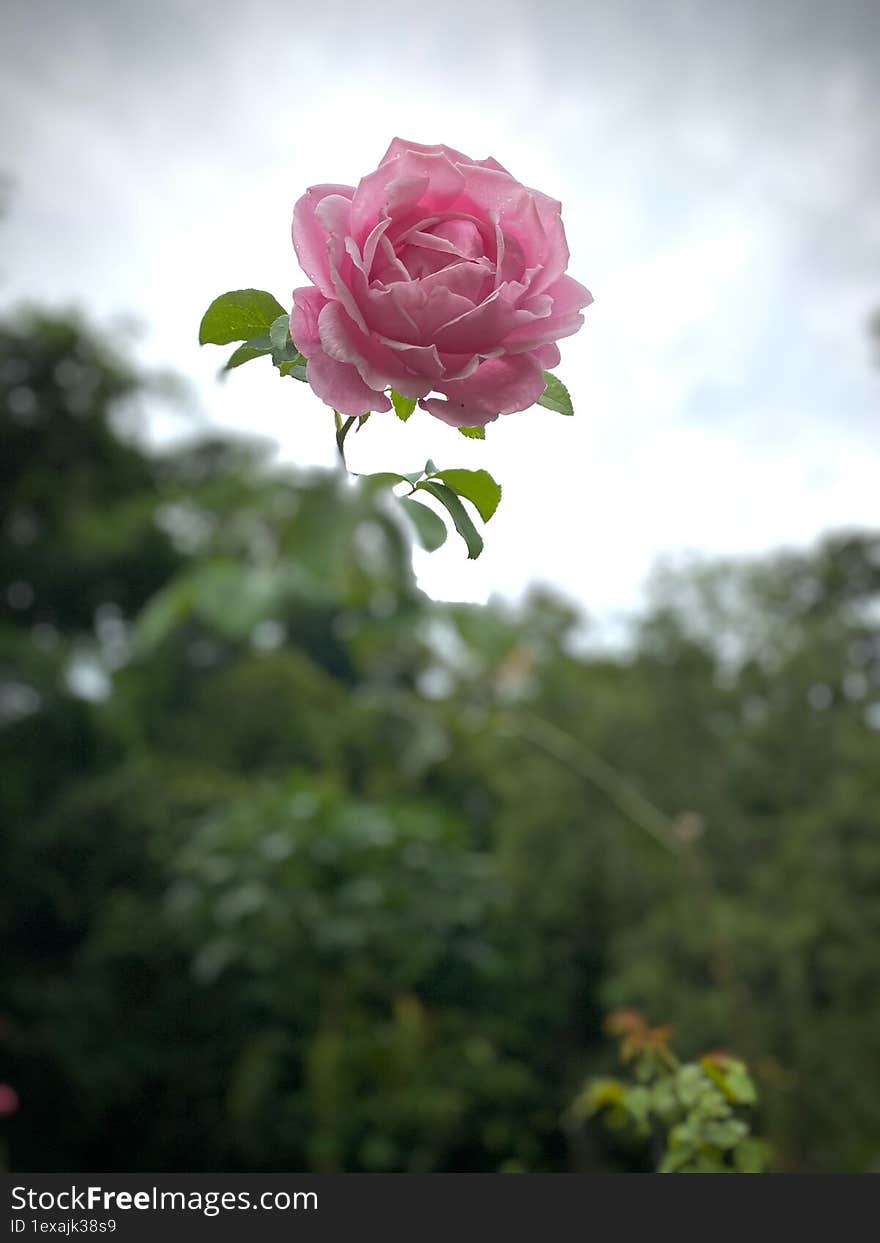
xmin=503 ymin=314 xmax=587 ymax=353
xmin=362 ymin=217 xmax=393 ymax=275
xmin=327 ymin=236 xmax=370 ymax=332
xmin=379 ymin=137 xmax=476 ymax=167
xmin=456 ymin=164 xmax=533 ymax=217
xmin=419 ymin=285 xmax=481 ymax=340
xmin=397 ymin=243 xmax=454 ymax=280
xmin=370 ymin=233 xmax=412 ymax=284
xmin=526 ymin=202 xmax=570 ymax=296
xmin=420 ymin=401 xmax=499 ymax=429
xmin=533 ymin=342 xmax=561 ymax=369
xmin=350 ymin=168 xmax=429 ymax=245
xmin=431 ymin=286 xmax=536 ymax=354
xmin=546 ymin=274 xmax=594 ymax=317
xmin=502 ymin=274 xmax=593 ymax=351
xmin=419 ymin=259 xmax=494 ymax=306
xmin=371 ymin=150 xmax=467 ymax=216
xmin=356 ymin=278 xmax=425 ymax=344
xmin=383 ymin=339 xmax=446 ymax=381
xmin=356 ymin=280 xmax=475 ymax=347
xmin=292 ymin=288 xmax=390 ymax=414
xmin=291 ymin=286 xmax=329 ymax=356
xmin=318 ymin=301 xmax=433 ymax=399
xmin=438 ymin=352 xmax=481 ymax=381
xmin=419 ymin=353 xmax=546 ymax=426
xmin=306 ymin=350 xmax=392 ymax=416
xmin=471 ymin=154 xmax=511 ymax=174
xmin=494 ymin=222 xmax=526 ymax=286
xmin=292 ymin=184 xmax=354 ymax=299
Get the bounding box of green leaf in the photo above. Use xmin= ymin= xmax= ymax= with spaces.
xmin=269 ymin=316 xmax=300 ymax=362
xmin=391 ymin=390 xmax=417 ymax=422
xmin=223 ymin=342 xmax=271 ymax=372
xmin=701 ymin=1118 xmax=748 ymax=1150
xmin=430 ymin=468 xmax=502 ymax=522
xmin=266 ymin=312 xmax=307 ymax=379
xmin=537 ymin=371 xmax=574 ymax=415
xmin=733 ymin=1138 xmax=770 ymax=1174
xmin=676 ymin=1065 xmax=709 ymax=1109
xmin=358 ymin=471 xmax=412 ymax=494
xmin=415 ymin=480 xmax=484 ymax=559
xmin=269 ymin=313 xmax=292 ymax=353
xmin=658 ymin=1146 xmax=694 ymax=1174
xmin=199 ymin=290 xmax=288 ymax=346
xmin=357 ymin=414 xmax=371 ymax=432
xmin=399 ymin=498 xmax=447 ymax=552
xmin=278 ymin=358 xmax=308 ymax=380
xmin=700 ymin=1056 xmax=758 ymax=1106
xmin=459 ymin=425 xmax=485 ymax=439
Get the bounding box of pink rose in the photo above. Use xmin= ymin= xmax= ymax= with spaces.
xmin=291 ymin=138 xmax=592 ymax=427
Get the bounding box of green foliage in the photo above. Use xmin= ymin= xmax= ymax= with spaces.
xmin=268 ymin=314 xmax=308 ymax=379
xmin=360 ymin=462 xmax=501 ymax=560
xmin=198 ymin=293 xmax=576 ymax=561
xmin=199 ymin=289 xmax=288 ymax=346
xmin=571 ymin=1014 xmax=770 ymax=1173
xmin=223 ymin=343 xmax=271 ymax=372
xmin=200 ymin=293 xmax=307 ymax=380
xmin=4 ymin=308 xmax=880 ymax=1173
xmin=430 ymin=470 xmax=501 ymax=523
xmin=537 ymin=372 xmax=574 ymax=416
xmin=399 ymin=498 xmax=448 ymax=552
xmin=390 ymin=389 xmax=417 ymax=421
xmin=414 ymin=481 xmax=483 ymax=560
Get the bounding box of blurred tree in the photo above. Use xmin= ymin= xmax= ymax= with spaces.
xmin=2 ymin=309 xmax=879 ymax=1172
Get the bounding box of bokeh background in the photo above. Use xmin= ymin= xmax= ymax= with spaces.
xmin=1 ymin=0 xmax=879 ymax=1171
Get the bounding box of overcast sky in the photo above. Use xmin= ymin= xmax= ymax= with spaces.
xmin=2 ymin=0 xmax=878 ymax=627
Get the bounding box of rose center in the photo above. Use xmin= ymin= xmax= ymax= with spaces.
xmin=395 ymin=217 xmax=488 ymax=282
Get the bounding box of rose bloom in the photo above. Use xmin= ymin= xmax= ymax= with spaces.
xmin=291 ymin=139 xmax=592 ymax=426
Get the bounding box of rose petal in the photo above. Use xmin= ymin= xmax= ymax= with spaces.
xmin=357 ymin=280 xmax=475 ymax=347
xmin=350 ymin=169 xmax=429 ymax=245
xmin=526 ymin=200 xmax=570 ymax=295
xmin=419 ymin=259 xmax=494 ymax=306
xmin=327 ymin=236 xmax=369 ymax=332
xmin=502 ymin=274 xmax=593 ymax=350
xmin=391 ymin=151 xmax=466 ymax=212
xmin=456 ymin=165 xmax=534 ymax=219
xmin=292 ymin=185 xmax=354 ymax=300
xmin=306 ymin=351 xmax=392 ymax=416
xmin=379 ymin=137 xmax=476 ymax=167
xmin=431 ymin=286 xmax=537 ymax=354
xmin=438 ymin=352 xmax=481 ymax=381
xmin=533 ymin=342 xmax=561 ymax=369
xmin=318 ymin=301 xmax=434 ymax=398
xmin=420 ymin=353 xmax=546 ymax=426
xmin=471 ymin=154 xmax=511 ymax=174
xmin=291 ymin=286 xmax=329 ymax=357
xmin=356 ymin=278 xmax=425 ymax=344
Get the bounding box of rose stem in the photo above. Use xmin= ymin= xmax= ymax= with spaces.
xmin=333 ymin=411 xmax=357 ymax=471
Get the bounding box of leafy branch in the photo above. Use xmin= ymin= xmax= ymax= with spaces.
xmin=199 ymin=288 xmax=576 ymax=556
xmin=568 ymin=1011 xmax=771 ymax=1173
